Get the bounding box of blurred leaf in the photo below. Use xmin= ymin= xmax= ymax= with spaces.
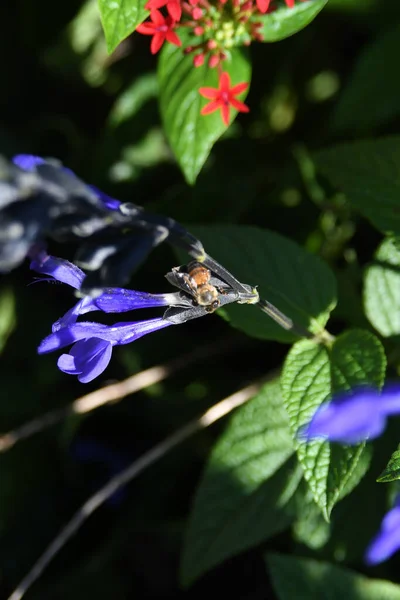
xmin=292 ymin=485 xmax=331 ymax=549
xmin=0 ymin=287 xmax=15 ymax=352
xmin=108 ymin=73 xmax=158 ymax=127
xmin=186 ymin=225 xmax=337 ymax=343
xmin=98 ymin=0 xmax=148 ymax=53
xmin=158 ymin=32 xmax=251 ymax=184
xmin=364 ymin=237 xmax=400 ymax=337
xmin=180 ymin=380 xmax=300 ymax=587
xmin=259 ymin=0 xmax=328 ymax=42
xmin=331 ymin=24 xmax=400 ymax=134
xmin=315 ymin=137 xmax=400 ymax=234
xmin=266 ymin=553 xmax=400 ymax=600
xmin=377 ymin=444 xmax=400 ymax=483
xmin=281 ymin=330 xmax=386 ymax=520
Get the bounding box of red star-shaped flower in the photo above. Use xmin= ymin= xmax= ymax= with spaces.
xmin=199 ymin=72 xmax=249 ymax=126
xmin=136 ymin=10 xmax=181 ymax=54
xmin=144 ymin=0 xmax=182 ymax=21
xmin=256 ymin=0 xmax=271 ymax=13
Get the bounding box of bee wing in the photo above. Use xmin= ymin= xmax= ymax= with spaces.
xmin=165 ymin=270 xmax=196 ymax=296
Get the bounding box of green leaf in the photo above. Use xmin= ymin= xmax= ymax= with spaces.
xmin=158 ymin=32 xmax=251 ymax=184
xmin=259 ymin=0 xmax=328 ymax=42
xmin=180 ymin=380 xmax=301 ymax=587
xmin=185 ymin=224 xmax=337 ymax=343
xmin=331 ymin=24 xmax=400 ymax=134
xmin=97 ymin=0 xmax=148 ymax=53
xmin=315 ymin=137 xmax=400 ymax=234
xmin=281 ymin=330 xmax=386 ymax=519
xmin=377 ymin=444 xmax=400 ymax=483
xmin=364 ymin=237 xmax=400 ymax=337
xmin=266 ymin=553 xmax=400 ymax=600
xmin=0 ymin=288 xmax=15 ymax=353
xmin=108 ymin=73 xmax=158 ymax=127
xmin=292 ymin=485 xmax=331 ymax=550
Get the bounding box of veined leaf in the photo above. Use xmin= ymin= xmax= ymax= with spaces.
xmin=98 ymin=0 xmax=148 ymax=53
xmin=180 ymin=380 xmax=301 ymax=586
xmin=185 ymin=224 xmax=337 ymax=343
xmin=364 ymin=237 xmax=400 ymax=337
xmin=377 ymin=445 xmax=400 ymax=483
xmin=281 ymin=330 xmax=386 ymax=519
xmin=158 ymin=31 xmax=251 ymax=184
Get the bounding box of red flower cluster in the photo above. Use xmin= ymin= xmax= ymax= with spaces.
xmin=136 ymin=0 xmax=309 ymax=124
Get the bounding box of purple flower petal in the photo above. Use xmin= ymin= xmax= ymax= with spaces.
xmin=13 ymin=154 xmax=46 ymax=170
xmin=58 ymin=338 xmax=113 ymax=383
xmin=365 ymin=505 xmax=400 ymax=565
xmin=29 ymin=248 xmax=85 ymax=290
xmin=378 ymin=384 xmax=400 ymax=415
xmin=39 ymin=317 xmax=172 ymax=354
xmin=301 ymin=389 xmax=387 ymax=444
xmin=93 ymin=289 xmax=172 ymax=313
xmin=52 ymin=297 xmax=99 ymax=331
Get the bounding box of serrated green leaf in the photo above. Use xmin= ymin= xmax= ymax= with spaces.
xmin=266 ymin=553 xmax=400 ymax=600
xmin=97 ymin=0 xmax=148 ymax=53
xmin=184 ymin=225 xmax=336 ymax=343
xmin=315 ymin=137 xmax=400 ymax=234
xmin=180 ymin=380 xmax=301 ymax=587
xmin=364 ymin=237 xmax=400 ymax=337
xmin=259 ymin=0 xmax=328 ymax=42
xmin=158 ymin=32 xmax=251 ymax=184
xmin=281 ymin=330 xmax=386 ymax=520
xmin=377 ymin=444 xmax=400 ymax=483
xmin=331 ymin=24 xmax=400 ymax=134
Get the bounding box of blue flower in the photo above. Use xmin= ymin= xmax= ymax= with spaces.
xmin=301 ymin=386 xmax=400 ymax=445
xmin=29 ymin=245 xmax=180 ymax=331
xmin=29 ymin=247 xmax=188 ymax=382
xmin=365 ymin=497 xmax=400 ymax=565
xmin=39 ymin=318 xmax=172 ymax=383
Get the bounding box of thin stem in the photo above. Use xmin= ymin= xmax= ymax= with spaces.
xmin=7 ymin=378 xmax=267 ymax=600
xmin=257 ymin=298 xmax=313 ymax=339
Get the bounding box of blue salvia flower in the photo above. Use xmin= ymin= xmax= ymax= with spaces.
xmin=301 ymin=386 xmax=400 ymax=565
xmin=30 ymin=246 xmax=255 ymax=382
xmin=300 ymin=386 xmax=400 ymax=444
xmin=29 ymin=247 xmax=186 ymax=382
xmin=365 ymin=496 xmax=400 ymax=565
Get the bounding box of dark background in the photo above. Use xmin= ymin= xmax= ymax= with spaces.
xmin=1 ymin=1 xmax=400 ymax=598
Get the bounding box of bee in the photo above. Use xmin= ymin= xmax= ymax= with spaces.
xmin=168 ymin=261 xmax=221 ymax=313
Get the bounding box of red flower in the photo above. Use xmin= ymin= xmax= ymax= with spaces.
xmin=136 ymin=10 xmax=182 ymax=54
xmin=144 ymin=0 xmax=182 ymax=21
xmin=199 ymin=72 xmax=249 ymax=126
xmin=285 ymin=0 xmax=307 ymax=7
xmin=256 ymin=0 xmax=271 ymax=13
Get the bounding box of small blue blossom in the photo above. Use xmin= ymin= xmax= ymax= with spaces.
xmin=29 ymin=245 xmax=179 ymax=331
xmin=365 ymin=496 xmax=400 ymax=565
xmin=301 ymin=386 xmax=400 ymax=444
xmin=29 ymin=247 xmax=184 ymax=382
xmin=39 ymin=318 xmax=172 ymax=383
